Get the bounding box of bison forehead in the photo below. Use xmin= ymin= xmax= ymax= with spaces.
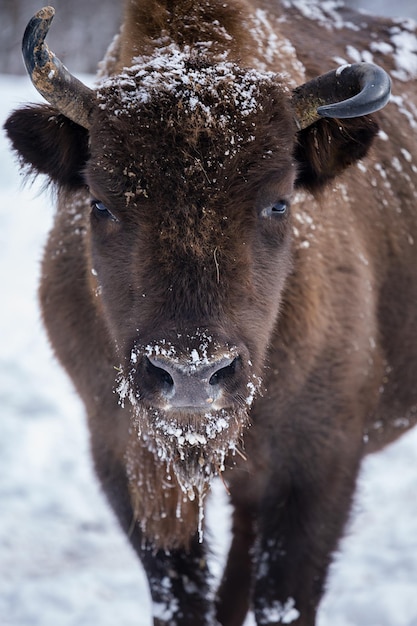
xmin=91 ymin=51 xmax=295 ymax=210
xmin=94 ymin=49 xmax=293 ymax=172
xmin=96 ymin=47 xmax=287 ymax=121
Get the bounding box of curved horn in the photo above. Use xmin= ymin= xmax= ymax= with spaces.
xmin=22 ymin=6 xmax=95 ymax=129
xmin=292 ymin=62 xmax=391 ymax=130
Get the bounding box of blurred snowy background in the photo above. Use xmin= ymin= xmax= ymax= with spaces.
xmin=1 ymin=1 xmax=417 ymax=626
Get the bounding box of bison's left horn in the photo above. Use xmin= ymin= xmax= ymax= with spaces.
xmin=292 ymin=62 xmax=391 ymax=130
xmin=22 ymin=6 xmax=95 ymax=129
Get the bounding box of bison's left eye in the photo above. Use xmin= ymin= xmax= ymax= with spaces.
xmin=261 ymin=200 xmax=289 ymax=218
xmin=90 ymin=200 xmax=118 ymax=222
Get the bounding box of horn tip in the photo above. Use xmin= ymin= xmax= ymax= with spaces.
xmin=22 ymin=6 xmax=56 ymax=75
xmin=36 ymin=6 xmax=55 ymax=21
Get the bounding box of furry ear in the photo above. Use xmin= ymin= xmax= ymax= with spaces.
xmin=4 ymin=104 xmax=89 ymax=188
xmin=294 ymin=115 xmax=379 ymax=193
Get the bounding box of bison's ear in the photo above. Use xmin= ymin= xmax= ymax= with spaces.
xmin=4 ymin=104 xmax=89 ymax=188
xmin=294 ymin=115 xmax=379 ymax=193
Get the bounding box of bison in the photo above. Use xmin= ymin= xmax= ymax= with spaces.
xmin=4 ymin=0 xmax=417 ymax=624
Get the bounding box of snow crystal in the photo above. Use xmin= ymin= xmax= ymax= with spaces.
xmin=358 ymin=253 xmax=369 ymax=267
xmin=290 ymin=9 xmax=417 ymax=85
xmin=136 ymin=331 xmax=240 ymax=376
xmin=283 ymin=0 xmax=360 ymax=31
xmin=346 ymin=45 xmax=363 ymax=64
xmin=152 ymin=597 xmax=179 ymax=621
xmin=258 ymin=598 xmax=300 ymax=625
xmin=389 ymin=94 xmax=417 ymax=130
xmin=378 ymin=130 xmax=389 ymax=142
xmin=250 ymin=8 xmax=305 ymax=80
xmin=393 ymin=417 xmax=410 ymax=429
xmin=374 ymin=162 xmax=387 ymax=181
xmin=246 ymin=381 xmax=258 ymax=406
xmin=369 ymin=41 xmax=394 ymax=55
xmin=252 ymin=9 xmax=280 ymax=66
xmin=401 ymin=148 xmax=413 ymax=162
xmin=392 ymin=156 xmax=403 ymax=173
xmin=389 ymin=24 xmax=417 ymax=81
xmin=333 ymin=55 xmax=348 ymax=66
xmin=295 ymin=212 xmax=315 ymax=228
xmin=345 ymin=44 xmax=374 ymax=64
xmin=292 ymin=204 xmax=317 ymax=250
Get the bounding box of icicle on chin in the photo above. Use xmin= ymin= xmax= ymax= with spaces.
xmin=124 ymin=403 xmax=249 ymax=546
xmin=160 ymin=437 xmax=238 ymax=543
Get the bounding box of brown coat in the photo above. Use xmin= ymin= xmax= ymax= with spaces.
xmin=4 ymin=1 xmax=417 ymax=624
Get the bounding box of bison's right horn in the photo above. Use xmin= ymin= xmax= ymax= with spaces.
xmin=292 ymin=62 xmax=391 ymax=130
xmin=22 ymin=6 xmax=95 ymax=129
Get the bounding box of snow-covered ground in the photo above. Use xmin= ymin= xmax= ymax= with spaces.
xmin=1 ymin=74 xmax=417 ymax=626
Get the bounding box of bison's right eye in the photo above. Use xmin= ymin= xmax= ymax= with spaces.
xmin=90 ymin=200 xmax=118 ymax=222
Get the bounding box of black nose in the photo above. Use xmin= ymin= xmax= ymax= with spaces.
xmin=144 ymin=353 xmax=240 ymax=409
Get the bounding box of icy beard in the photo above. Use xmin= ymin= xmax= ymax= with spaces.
xmin=116 ymin=333 xmax=261 ymax=547
xmin=124 ymin=402 xmax=251 ymax=547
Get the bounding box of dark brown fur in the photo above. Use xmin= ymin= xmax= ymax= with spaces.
xmin=118 ymin=0 xmax=256 ymax=65
xmin=4 ymin=0 xmax=417 ymax=624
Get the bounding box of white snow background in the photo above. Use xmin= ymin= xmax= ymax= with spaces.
xmin=1 ymin=73 xmax=417 ymax=626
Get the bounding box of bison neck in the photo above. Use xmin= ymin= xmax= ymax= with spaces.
xmin=118 ymin=0 xmax=256 ymax=66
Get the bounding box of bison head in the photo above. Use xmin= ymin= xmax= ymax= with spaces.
xmin=4 ymin=7 xmax=391 ymax=539
xmin=86 ymin=55 xmax=296 ymax=504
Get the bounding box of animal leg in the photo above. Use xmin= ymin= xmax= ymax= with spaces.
xmin=92 ymin=448 xmax=215 ymax=625
xmin=251 ymin=456 xmax=361 ymax=626
xmin=141 ymin=537 xmax=215 ymax=626
xmin=215 ymin=506 xmax=255 ymax=626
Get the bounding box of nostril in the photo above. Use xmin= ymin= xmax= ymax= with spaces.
xmin=141 ymin=351 xmax=244 ymax=408
xmin=145 ymin=356 xmax=174 ymax=389
xmin=209 ymin=356 xmax=240 ymax=386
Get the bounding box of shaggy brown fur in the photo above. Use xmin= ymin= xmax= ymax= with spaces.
xmin=4 ymin=0 xmax=417 ymax=625
xmin=118 ymin=0 xmax=257 ymax=65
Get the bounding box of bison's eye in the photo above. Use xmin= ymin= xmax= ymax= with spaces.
xmin=90 ymin=199 xmax=118 ymax=222
xmin=261 ymin=200 xmax=289 ymax=218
